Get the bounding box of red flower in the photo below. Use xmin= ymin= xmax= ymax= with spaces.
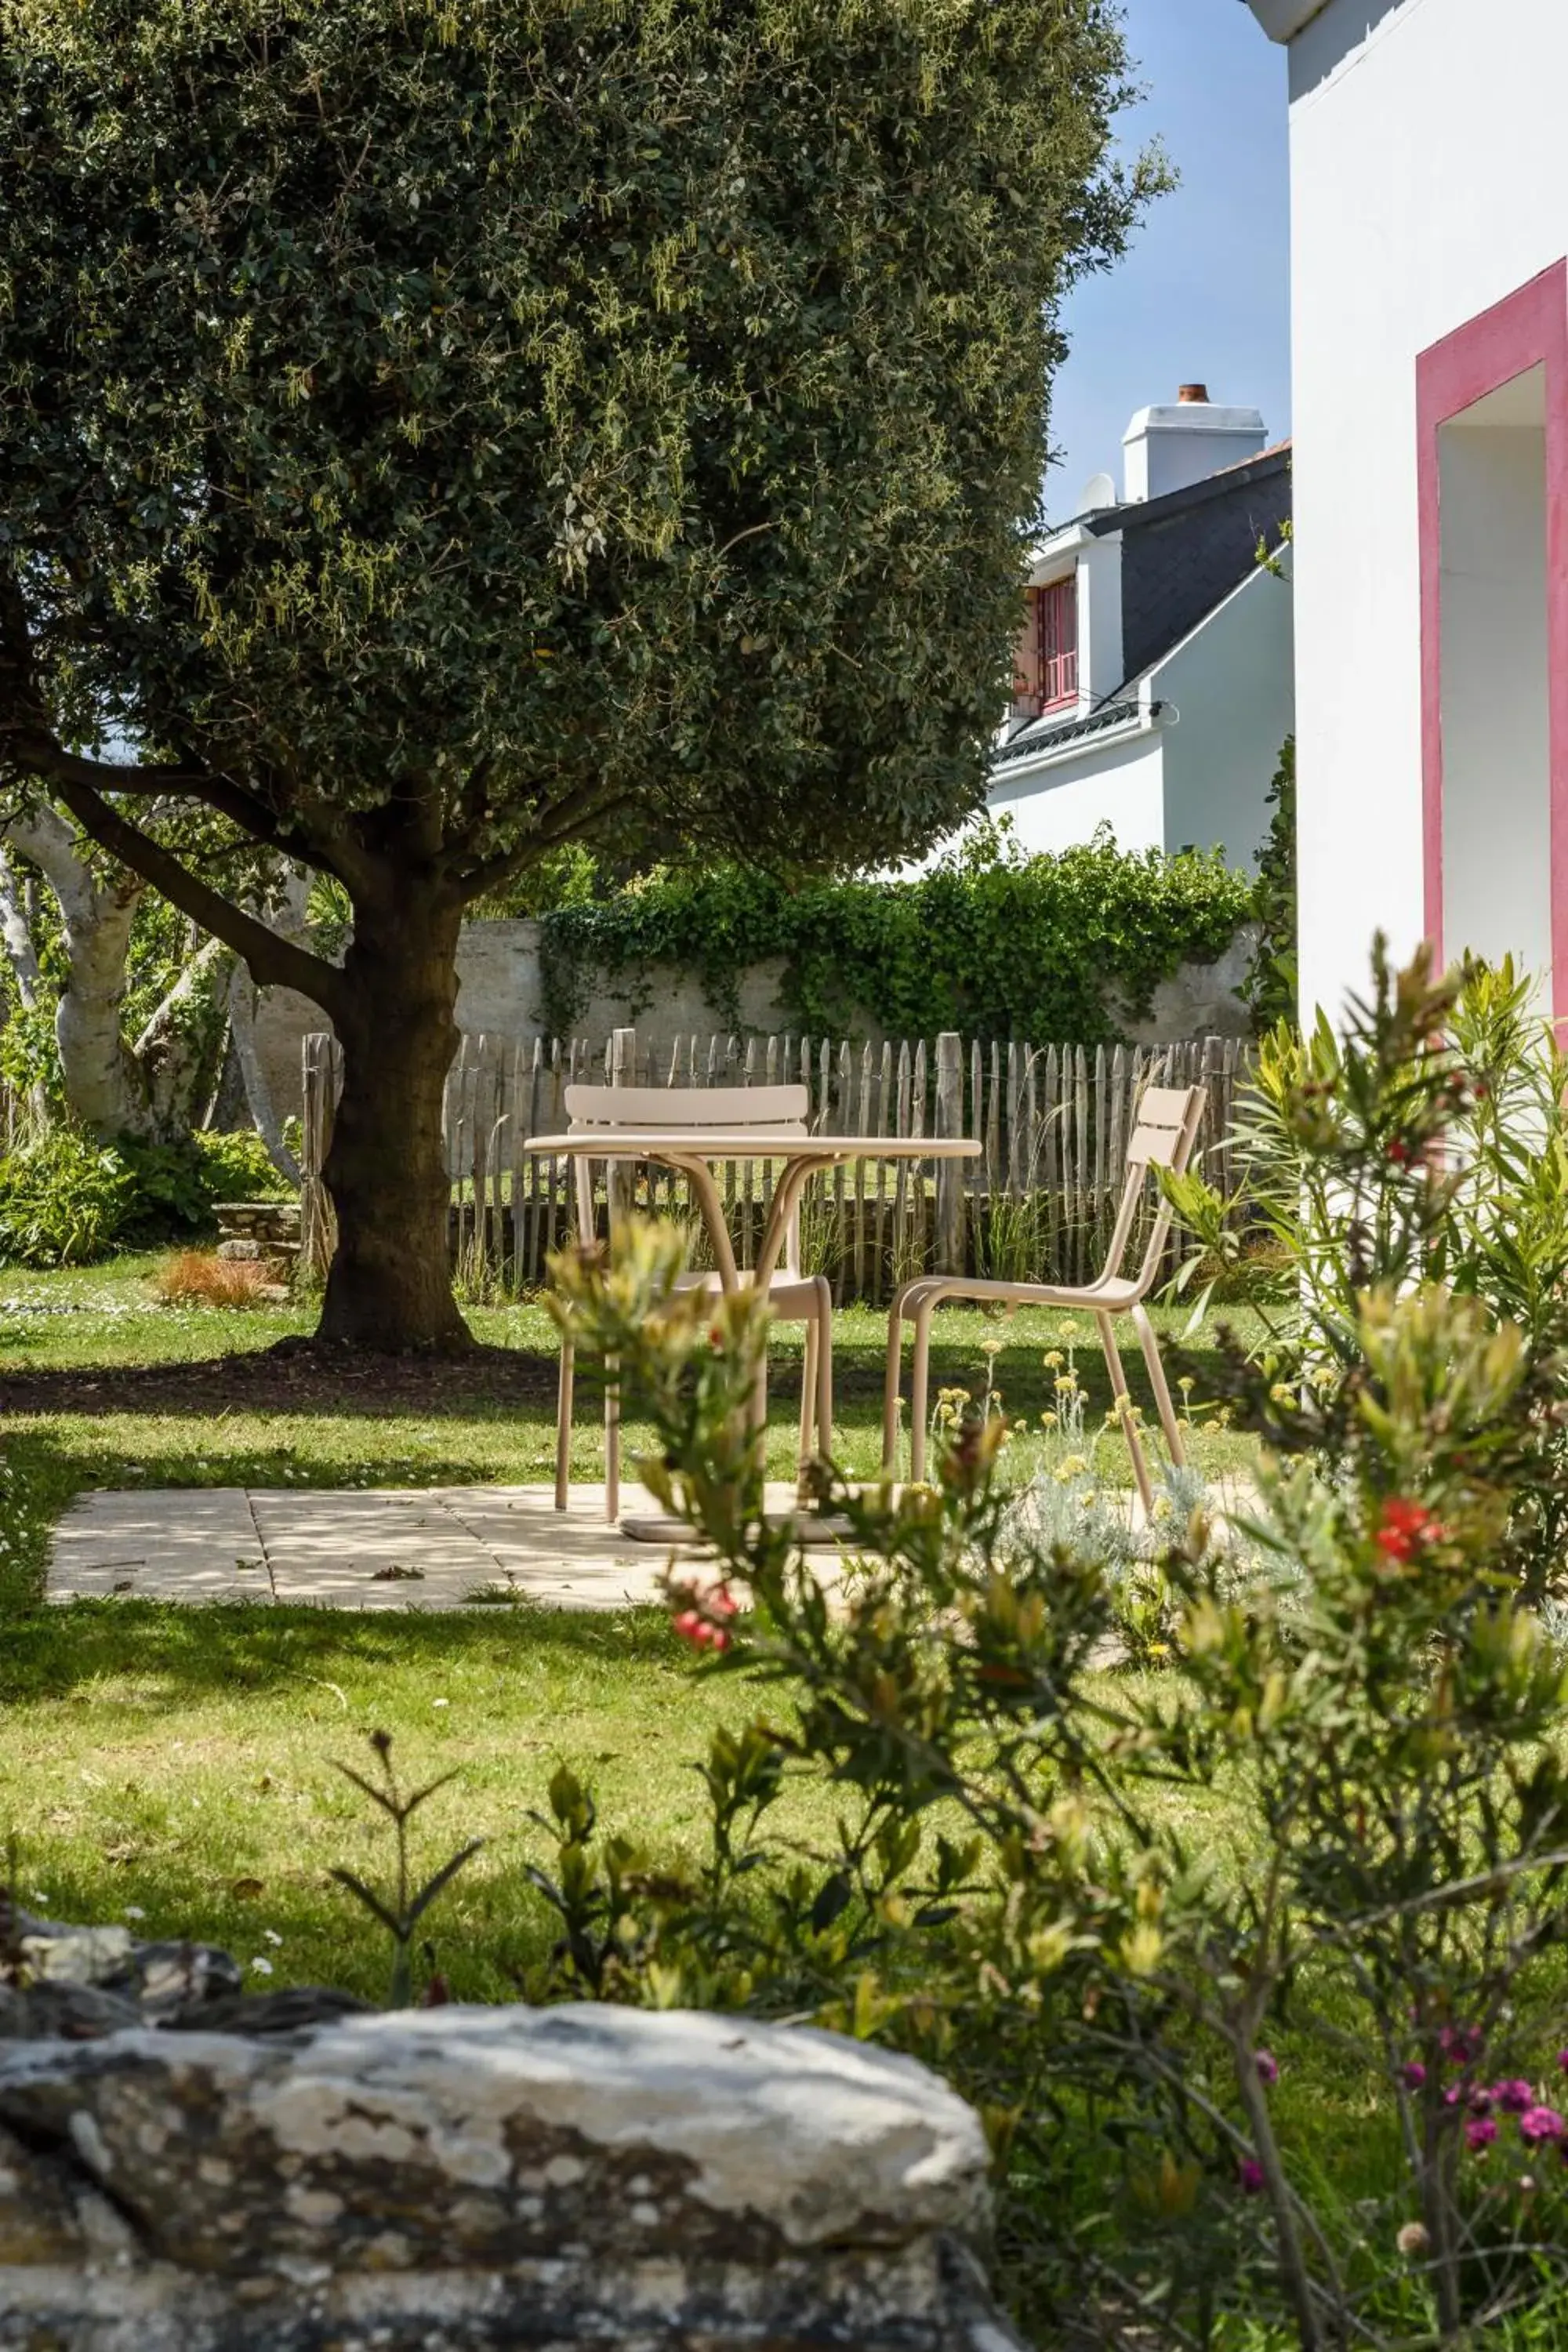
xmin=1387 ymin=1138 xmax=1416 ymax=1167
xmin=1374 ymin=1498 xmax=1445 ymax=1564
xmin=670 ymin=1583 xmax=739 ymax=1653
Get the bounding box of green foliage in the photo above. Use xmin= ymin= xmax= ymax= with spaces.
xmin=0 ymin=0 xmax=1162 ymax=885
xmin=0 ymin=1125 xmax=289 ymax=1265
xmin=192 ymin=1127 xmax=292 ymax=1203
xmin=1241 ymin=736 xmax=1296 ymax=1035
xmin=1167 ymin=943 xmax=1568 ymax=1601
xmin=536 ymin=826 xmax=1254 ymax=1041
xmin=0 ymin=1131 xmax=140 ymax=1266
xmin=543 ymin=1210 xmax=1568 ymax=2348
xmin=330 ymin=1730 xmax=483 ymax=2008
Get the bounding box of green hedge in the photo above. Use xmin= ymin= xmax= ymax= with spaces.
xmin=536 ymin=830 xmax=1255 ymax=1044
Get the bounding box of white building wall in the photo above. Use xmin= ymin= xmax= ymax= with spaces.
xmin=1286 ymin=0 xmax=1568 ymax=1022
xmin=1152 ymin=557 xmax=1295 ymax=869
xmin=986 ymin=730 xmax=1167 ymax=859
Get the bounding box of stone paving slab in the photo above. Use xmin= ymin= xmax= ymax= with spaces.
xmin=48 ymin=1487 xmax=265 ymax=1605
xmin=46 ymin=1482 xmax=790 ymax=1612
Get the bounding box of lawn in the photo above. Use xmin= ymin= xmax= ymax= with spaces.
xmin=0 ymin=1251 xmax=1267 ymax=1984
xmin=0 ymin=1252 xmax=1265 ymax=1608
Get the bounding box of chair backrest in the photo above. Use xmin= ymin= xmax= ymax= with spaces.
xmin=561 ymin=1083 xmax=811 ymax=1276
xmin=564 ymin=1083 xmax=809 ymax=1135
xmin=1098 ymin=1081 xmax=1207 ymax=1297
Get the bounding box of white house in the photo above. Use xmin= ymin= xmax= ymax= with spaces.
xmin=1244 ymin=0 xmax=1568 ymax=1021
xmin=990 ymin=389 xmax=1294 ymax=869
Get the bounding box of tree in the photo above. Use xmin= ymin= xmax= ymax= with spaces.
xmin=0 ymin=814 xmax=235 ymax=1142
xmin=0 ymin=0 xmax=1162 ymax=1348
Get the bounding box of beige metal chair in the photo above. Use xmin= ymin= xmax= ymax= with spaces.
xmin=882 ymin=1083 xmax=1206 ymax=1512
xmin=553 ymin=1083 xmax=834 ymax=1519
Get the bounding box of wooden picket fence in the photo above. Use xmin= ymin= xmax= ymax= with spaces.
xmin=299 ymin=1028 xmax=1250 ymax=1303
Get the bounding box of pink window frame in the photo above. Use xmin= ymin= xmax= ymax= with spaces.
xmin=1417 ymin=261 xmax=1568 ymax=1011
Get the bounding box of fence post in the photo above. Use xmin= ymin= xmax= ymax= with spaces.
xmin=935 ymin=1032 xmax=964 ymax=1274
xmin=608 ymin=1026 xmax=637 ymax=1236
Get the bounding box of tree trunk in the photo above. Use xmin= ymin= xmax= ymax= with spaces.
xmin=136 ymin=934 xmax=235 ymax=1137
xmin=317 ymin=892 xmax=470 ymax=1352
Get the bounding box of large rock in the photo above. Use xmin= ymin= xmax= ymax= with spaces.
xmin=0 ymin=2003 xmax=1025 ymax=2349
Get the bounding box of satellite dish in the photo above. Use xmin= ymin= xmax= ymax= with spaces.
xmin=1079 ymin=471 xmax=1118 ymax=512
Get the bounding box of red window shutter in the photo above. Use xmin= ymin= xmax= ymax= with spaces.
xmin=1036 ymin=576 xmax=1079 ymax=711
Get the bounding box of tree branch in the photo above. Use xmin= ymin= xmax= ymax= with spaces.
xmin=49 ymin=775 xmax=350 ymax=1019
xmin=452 ymin=787 xmax=636 ymax=902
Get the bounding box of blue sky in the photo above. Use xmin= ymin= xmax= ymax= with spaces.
xmin=1044 ymin=0 xmax=1291 ymax=521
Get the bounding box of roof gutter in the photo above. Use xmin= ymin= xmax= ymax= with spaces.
xmin=989 ymin=697 xmax=1168 ymax=789
xmin=1242 ymin=0 xmax=1333 ymax=38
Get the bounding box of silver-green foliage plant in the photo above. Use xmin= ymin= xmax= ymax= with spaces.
xmin=539 ymin=1210 xmax=1568 ymax=2351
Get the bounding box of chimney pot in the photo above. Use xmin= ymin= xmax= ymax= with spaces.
xmin=1178 ymin=383 xmax=1210 ymax=405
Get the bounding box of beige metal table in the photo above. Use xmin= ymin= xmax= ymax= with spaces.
xmin=524 ymin=1128 xmax=980 ymax=1537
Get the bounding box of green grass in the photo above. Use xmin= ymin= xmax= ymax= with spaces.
xmin=0 ymin=1251 xmax=1263 ymax=1985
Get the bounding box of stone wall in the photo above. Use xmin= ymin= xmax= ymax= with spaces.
xmin=247 ymin=914 xmax=1255 ymax=1127
xmin=0 ymin=2001 xmax=1025 ymax=2350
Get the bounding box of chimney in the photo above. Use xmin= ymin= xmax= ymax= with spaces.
xmin=1122 ymin=387 xmax=1267 ymax=503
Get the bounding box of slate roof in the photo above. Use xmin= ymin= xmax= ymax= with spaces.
xmin=993 ymin=696 xmax=1149 ymax=769
xmin=1090 ymin=442 xmax=1291 ymax=691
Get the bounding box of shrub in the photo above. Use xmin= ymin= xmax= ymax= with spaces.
xmin=154 ymin=1250 xmax=274 ymax=1309
xmin=192 ymin=1128 xmax=293 ymax=1203
xmin=538 ymin=1202 xmax=1568 ymax=2349
xmin=0 ymin=1130 xmax=140 ymax=1266
xmin=0 ymin=1123 xmax=292 ymax=1267
xmin=1167 ymin=942 xmax=1568 ymax=1600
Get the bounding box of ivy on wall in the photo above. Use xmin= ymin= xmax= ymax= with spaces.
xmin=535 ymin=826 xmax=1255 ymax=1044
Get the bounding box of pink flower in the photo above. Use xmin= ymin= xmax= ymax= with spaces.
xmin=1470 ymin=2089 xmax=1493 ymax=2114
xmin=1401 ymin=2061 xmax=1427 ymax=2090
xmin=1465 ymin=2118 xmax=1497 ymax=2153
xmin=1557 ymin=2050 xmax=1568 ymax=2074
xmin=1494 ymin=2080 xmax=1535 ymax=2115
xmin=1237 ymin=2158 xmax=1265 ymax=2196
xmin=1519 ymin=2106 xmax=1566 ymax=2147
xmin=1437 ymin=2024 xmax=1483 ymax=2067
xmin=1254 ymin=2049 xmax=1279 ymax=2085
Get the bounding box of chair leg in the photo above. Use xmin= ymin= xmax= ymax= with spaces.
xmin=799 ymin=1320 xmax=818 ymax=1476
xmin=1131 ymin=1304 xmax=1186 ymax=1468
xmin=1095 ymin=1312 xmax=1154 ymax=1519
xmin=554 ymin=1337 xmax=575 ymax=1512
xmin=883 ymin=1279 xmax=935 ymax=1479
xmin=909 ymin=1288 xmax=946 ymax=1485
xmin=604 ymin=1354 xmax=620 ymax=1524
xmin=813 ymin=1280 xmax=833 ymax=1467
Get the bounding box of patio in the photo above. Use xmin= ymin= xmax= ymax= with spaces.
xmin=44 ymin=1480 xmax=741 ymax=1611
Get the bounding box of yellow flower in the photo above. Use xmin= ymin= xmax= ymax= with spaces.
xmin=1178 ymin=1374 xmax=1195 ymax=1396
xmin=1039 ymin=1410 xmax=1058 ymax=1430
xmin=1054 ymin=1374 xmax=1078 ymax=1396
xmin=1269 ymin=1381 xmax=1296 ymax=1405
xmin=1044 ymin=1350 xmax=1064 ymax=1370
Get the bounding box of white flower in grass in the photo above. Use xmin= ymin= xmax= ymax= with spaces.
xmin=248 ymin=1957 xmax=274 ymax=1976
xmin=122 ymin=1906 xmax=146 ymax=1922
xmin=263 ymin=1929 xmax=283 ymax=1947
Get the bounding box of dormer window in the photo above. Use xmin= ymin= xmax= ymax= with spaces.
xmin=1011 ymin=574 xmax=1079 ymax=719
